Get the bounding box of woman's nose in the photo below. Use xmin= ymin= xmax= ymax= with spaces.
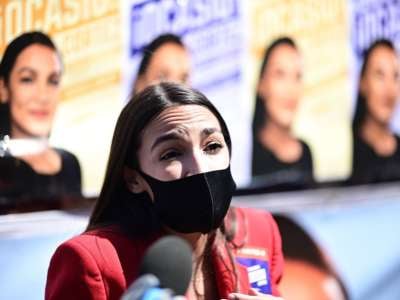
xmin=184 ymin=152 xmax=207 ymax=177
xmin=36 ymin=84 xmax=50 ymax=104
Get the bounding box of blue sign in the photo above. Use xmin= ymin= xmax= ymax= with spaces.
xmin=130 ymin=0 xmax=239 ymax=56
xmin=236 ymin=257 xmax=272 ymax=295
xmin=351 ymin=0 xmax=400 ymax=58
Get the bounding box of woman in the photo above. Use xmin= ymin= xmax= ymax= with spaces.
xmin=351 ymin=39 xmax=400 ymax=184
xmin=45 ymin=83 xmax=284 ymax=300
xmin=0 ymin=31 xmax=81 ymax=202
xmin=251 ymin=37 xmax=313 ymax=189
xmin=132 ymin=33 xmax=190 ymax=94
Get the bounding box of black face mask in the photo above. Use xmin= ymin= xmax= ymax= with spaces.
xmin=138 ymin=166 xmax=236 ymax=234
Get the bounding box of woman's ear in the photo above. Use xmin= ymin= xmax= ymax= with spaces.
xmin=123 ymin=166 xmax=147 ymax=194
xmin=0 ymin=78 xmax=9 ymax=103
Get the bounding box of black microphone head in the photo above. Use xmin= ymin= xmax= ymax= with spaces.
xmin=139 ymin=236 xmax=193 ymax=296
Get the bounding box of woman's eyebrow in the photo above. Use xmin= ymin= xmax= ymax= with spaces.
xmin=17 ymin=67 xmax=35 ymax=74
xmin=201 ymin=127 xmax=222 ymax=138
xmin=151 ymin=130 xmax=187 ymax=151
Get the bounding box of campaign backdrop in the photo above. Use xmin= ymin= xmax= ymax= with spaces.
xmin=1 ymin=0 xmax=400 ymax=193
xmin=2 ymin=2 xmax=400 ymax=300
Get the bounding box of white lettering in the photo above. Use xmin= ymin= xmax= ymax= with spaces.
xmin=43 ymin=0 xmax=63 ymax=31
xmin=92 ymin=0 xmax=109 ymax=18
xmin=5 ymin=1 xmax=23 ymax=44
xmin=25 ymin=0 xmax=42 ymax=31
xmin=64 ymin=0 xmax=80 ymax=27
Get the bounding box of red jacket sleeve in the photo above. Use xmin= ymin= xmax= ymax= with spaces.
xmin=267 ymin=212 xmax=284 ymax=296
xmin=45 ymin=239 xmax=107 ymax=300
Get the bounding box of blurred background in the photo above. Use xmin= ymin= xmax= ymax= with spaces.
xmin=1 ymin=0 xmax=400 ymax=299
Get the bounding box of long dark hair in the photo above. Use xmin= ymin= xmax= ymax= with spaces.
xmin=88 ymin=82 xmax=232 ymax=237
xmin=352 ymin=39 xmax=396 ymax=133
xmin=251 ymin=37 xmax=298 ymax=137
xmin=0 ymin=31 xmax=60 ymax=139
xmin=132 ymin=33 xmax=185 ymax=94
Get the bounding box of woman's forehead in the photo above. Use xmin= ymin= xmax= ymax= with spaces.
xmin=269 ymin=44 xmax=298 ymax=62
xmin=143 ymin=104 xmax=222 ymax=136
xmin=368 ymin=46 xmax=397 ymax=68
xmin=12 ymin=44 xmax=61 ymax=75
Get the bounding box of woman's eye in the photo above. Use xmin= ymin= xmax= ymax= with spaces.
xmin=204 ymin=142 xmax=223 ymax=154
xmin=160 ymin=150 xmax=181 ymax=161
xmin=374 ymin=70 xmax=384 ymax=80
xmin=20 ymin=77 xmax=33 ymax=83
xmin=49 ymin=77 xmax=60 ymax=86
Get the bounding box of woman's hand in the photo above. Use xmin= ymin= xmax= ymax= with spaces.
xmin=222 ymin=288 xmax=284 ymax=300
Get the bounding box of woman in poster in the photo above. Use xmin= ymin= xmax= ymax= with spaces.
xmin=132 ymin=33 xmax=190 ymax=95
xmin=351 ymin=39 xmax=400 ymax=184
xmin=0 ymin=31 xmax=81 ymax=203
xmin=251 ymin=37 xmax=313 ymax=189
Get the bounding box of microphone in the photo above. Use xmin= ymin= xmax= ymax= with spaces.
xmin=121 ymin=236 xmax=193 ymax=300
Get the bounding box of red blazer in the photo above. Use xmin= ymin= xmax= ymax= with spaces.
xmin=45 ymin=207 xmax=283 ymax=299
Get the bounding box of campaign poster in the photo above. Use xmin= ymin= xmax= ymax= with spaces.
xmin=0 ymin=0 xmax=123 ymax=195
xmin=349 ymin=0 xmax=400 ymax=131
xmin=121 ymin=0 xmax=250 ymax=186
xmin=246 ymin=0 xmax=351 ymax=182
